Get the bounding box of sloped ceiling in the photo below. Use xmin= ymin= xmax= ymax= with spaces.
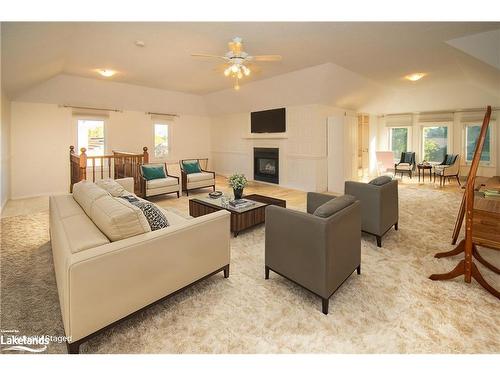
xmin=2 ymin=22 xmax=500 ymax=114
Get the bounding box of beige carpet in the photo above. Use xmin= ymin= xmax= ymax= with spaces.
xmin=1 ymin=186 xmax=499 ymax=354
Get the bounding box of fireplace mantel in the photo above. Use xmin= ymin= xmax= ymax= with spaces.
xmin=242 ymin=133 xmax=288 ymax=140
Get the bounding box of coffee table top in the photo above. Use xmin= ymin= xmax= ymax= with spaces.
xmin=192 ymin=196 xmax=268 ymax=213
xmin=417 ymin=163 xmax=433 ymax=169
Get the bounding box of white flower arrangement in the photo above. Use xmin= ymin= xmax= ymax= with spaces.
xmin=228 ymin=173 xmax=248 ymax=190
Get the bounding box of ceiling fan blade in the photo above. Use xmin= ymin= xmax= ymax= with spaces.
xmin=191 ymin=53 xmax=228 ymax=61
xmin=251 ymin=55 xmax=282 ymax=62
xmin=244 ymin=62 xmax=262 ymax=74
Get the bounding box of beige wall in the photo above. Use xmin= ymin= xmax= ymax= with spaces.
xmin=1 ymin=91 xmax=12 ymax=209
xmin=10 ymin=102 xmax=211 ymax=199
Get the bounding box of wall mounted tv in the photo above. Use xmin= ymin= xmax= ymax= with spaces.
xmin=251 ymin=108 xmax=286 ymax=133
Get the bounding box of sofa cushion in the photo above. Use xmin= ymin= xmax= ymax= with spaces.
xmin=61 ymin=213 xmax=110 ymax=253
xmin=146 ymin=177 xmax=178 ymax=189
xmin=89 ymin=194 xmax=151 ymax=241
xmin=72 ymin=180 xmax=110 ymax=216
xmin=96 ymin=179 xmax=127 ymax=197
xmin=182 ymin=160 xmax=202 ymax=174
xmin=313 ymin=195 xmax=356 ymax=218
xmin=187 ymin=172 xmax=214 ymax=183
xmin=141 ymin=165 xmax=166 ymax=180
xmin=369 ymin=176 xmax=393 ymax=186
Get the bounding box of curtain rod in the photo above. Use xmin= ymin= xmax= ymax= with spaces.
xmin=60 ymin=104 xmax=122 ymax=112
xmin=146 ymin=111 xmax=179 ymax=117
xmin=381 ymin=107 xmax=499 ymax=117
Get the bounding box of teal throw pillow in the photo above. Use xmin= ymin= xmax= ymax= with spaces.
xmin=141 ymin=165 xmax=166 ymax=180
xmin=183 ymin=160 xmax=201 ymax=174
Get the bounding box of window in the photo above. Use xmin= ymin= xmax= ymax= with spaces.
xmin=389 ymin=127 xmax=409 ymax=162
xmin=465 ymin=124 xmax=491 ymax=164
xmin=154 ymin=123 xmax=169 ymax=158
xmin=77 ymin=119 xmax=105 ymax=157
xmin=422 ymin=125 xmax=448 ymax=163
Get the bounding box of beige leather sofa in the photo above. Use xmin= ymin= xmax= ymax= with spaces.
xmin=50 ymin=177 xmax=230 ymax=353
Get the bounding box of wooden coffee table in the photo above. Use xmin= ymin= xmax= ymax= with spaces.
xmin=189 ymin=193 xmax=286 ymax=236
xmin=417 ymin=164 xmax=433 ymax=182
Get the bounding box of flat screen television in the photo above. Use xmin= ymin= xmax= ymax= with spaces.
xmin=251 ymin=108 xmax=286 ymax=133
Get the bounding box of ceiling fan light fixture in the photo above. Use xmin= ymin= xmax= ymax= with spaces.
xmin=237 ymin=71 xmax=243 ymax=79
xmin=404 ymin=72 xmax=426 ymax=81
xmin=224 ymin=67 xmax=231 ymax=77
xmin=242 ymin=66 xmax=250 ymax=76
xmin=231 ymin=64 xmax=239 ymax=73
xmin=96 ymin=69 xmax=116 ymax=78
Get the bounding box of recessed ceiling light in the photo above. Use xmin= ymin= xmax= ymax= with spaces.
xmin=96 ymin=69 xmax=116 ymax=77
xmin=135 ymin=40 xmax=145 ymax=47
xmin=404 ymin=72 xmax=426 ymax=82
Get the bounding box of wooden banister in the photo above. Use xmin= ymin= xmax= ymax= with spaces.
xmin=69 ymin=146 xmax=149 ymax=195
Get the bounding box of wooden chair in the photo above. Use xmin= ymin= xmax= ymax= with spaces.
xmin=139 ymin=163 xmax=180 ymax=199
xmin=394 ymin=152 xmax=416 ymax=179
xmin=433 ymin=154 xmax=460 ymax=187
xmin=179 ymin=159 xmax=215 ymax=196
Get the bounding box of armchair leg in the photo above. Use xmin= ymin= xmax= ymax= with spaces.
xmin=176 ymin=191 xmax=180 ymax=198
xmin=223 ymin=264 xmax=230 ymax=278
xmin=213 ymin=185 xmax=216 ymax=192
xmin=357 ymin=265 xmax=361 ymax=275
xmin=394 ymin=222 xmax=398 ymax=230
xmin=322 ymin=298 xmax=329 ymax=315
xmin=455 ymin=175 xmax=461 ymax=186
xmin=376 ymin=235 xmax=382 ymax=248
xmin=265 ymin=266 xmax=270 ymax=280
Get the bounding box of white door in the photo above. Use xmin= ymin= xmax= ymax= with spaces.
xmin=327 ymin=114 xmax=358 ymax=194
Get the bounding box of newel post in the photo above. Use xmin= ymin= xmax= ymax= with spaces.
xmin=70 ymin=145 xmax=75 ymax=155
xmin=143 ymin=147 xmax=149 ymax=164
xmin=79 ymin=148 xmax=87 ymax=181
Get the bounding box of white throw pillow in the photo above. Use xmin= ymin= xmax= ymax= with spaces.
xmin=89 ymin=194 xmax=151 ymax=242
xmin=96 ymin=179 xmax=127 ymax=197
xmin=72 ymin=180 xmax=110 ymax=216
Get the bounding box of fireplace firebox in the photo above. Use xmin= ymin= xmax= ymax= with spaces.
xmin=254 ymin=148 xmax=279 ymax=184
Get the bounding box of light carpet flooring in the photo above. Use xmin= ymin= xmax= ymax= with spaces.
xmin=1 ymin=179 xmax=499 ymax=353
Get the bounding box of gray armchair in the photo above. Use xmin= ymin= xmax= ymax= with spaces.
xmin=265 ymin=192 xmax=361 ymax=315
xmin=344 ymin=178 xmax=398 ymax=247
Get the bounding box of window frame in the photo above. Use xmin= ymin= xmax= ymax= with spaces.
xmin=463 ymin=120 xmax=496 ymax=167
xmin=75 ymin=116 xmax=107 ymax=156
xmin=420 ymin=122 xmax=452 ymax=164
xmin=387 ymin=126 xmax=410 ymax=162
xmin=152 ymin=122 xmax=171 ymax=160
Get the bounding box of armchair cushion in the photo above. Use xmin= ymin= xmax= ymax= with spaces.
xmin=141 ymin=165 xmax=166 ymax=180
xmin=182 ymin=160 xmax=202 ymax=174
xmin=313 ymin=195 xmax=356 ymax=218
xmin=403 ymin=153 xmax=414 ymax=163
xmin=369 ymin=176 xmax=392 ymax=186
xmin=187 ymin=172 xmax=214 ymax=183
xmin=445 ymin=154 xmax=457 ymax=165
xmin=395 ymin=163 xmax=412 ymax=170
xmin=146 ymin=177 xmax=179 ymax=189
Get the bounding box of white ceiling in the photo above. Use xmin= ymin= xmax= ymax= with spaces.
xmin=2 ymin=22 xmax=500 ymax=97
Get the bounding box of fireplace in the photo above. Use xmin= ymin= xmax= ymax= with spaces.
xmin=254 ymin=148 xmax=279 ymax=184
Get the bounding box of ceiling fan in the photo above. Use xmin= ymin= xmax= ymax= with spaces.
xmin=191 ymin=37 xmax=282 ymax=90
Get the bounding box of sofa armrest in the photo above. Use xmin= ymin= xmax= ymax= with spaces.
xmin=115 ymin=177 xmax=135 ymax=194
xmin=306 ymin=192 xmax=336 ymax=214
xmin=66 ymin=210 xmax=230 ymax=341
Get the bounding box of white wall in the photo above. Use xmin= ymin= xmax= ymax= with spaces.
xmin=10 ymin=102 xmax=211 ymax=199
xmin=210 ymin=104 xmax=348 ymax=192
xmin=1 ymin=91 xmax=11 ymax=210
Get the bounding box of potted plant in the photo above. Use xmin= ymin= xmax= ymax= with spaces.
xmin=228 ymin=173 xmax=248 ymax=200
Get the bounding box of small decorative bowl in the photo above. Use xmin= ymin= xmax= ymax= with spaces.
xmin=208 ymin=191 xmax=223 ymax=199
